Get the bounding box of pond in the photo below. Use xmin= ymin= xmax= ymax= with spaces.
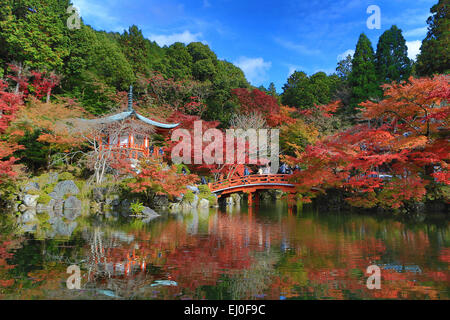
xmin=0 ymin=201 xmax=449 ymax=300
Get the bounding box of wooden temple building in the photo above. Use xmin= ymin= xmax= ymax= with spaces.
xmin=84 ymin=86 xmax=179 ymax=160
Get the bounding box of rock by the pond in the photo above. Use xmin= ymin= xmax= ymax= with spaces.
xmin=226 ymin=196 xmax=234 ymax=206
xmin=191 ymin=194 xmax=199 ymax=207
xmin=18 ymin=204 xmax=27 ymax=212
xmin=50 ymin=218 xmax=77 ymax=237
xmin=231 ymin=193 xmax=241 ymax=203
xmin=22 ymin=223 xmax=37 ymax=233
xmin=20 ymin=209 xmax=37 ymax=223
xmin=118 ymin=199 xmax=131 ymax=214
xmin=105 ymin=195 xmax=120 ymax=206
xmin=209 ymin=194 xmax=218 ymax=207
xmin=51 ymin=180 xmax=80 ymax=199
xmin=53 ymin=199 xmax=64 ymax=215
xmin=22 ymin=182 xmax=40 ymax=193
xmin=141 ymin=206 xmax=160 ymax=220
xmin=64 ymin=196 xmax=82 ymax=210
xmin=198 ymin=198 xmax=210 ymax=208
xmin=23 ymin=194 xmax=39 ymax=207
xmin=64 ymin=196 xmax=82 ymax=220
xmin=47 ymin=172 xmax=59 ymax=184
xmin=36 ymin=199 xmax=55 ymax=214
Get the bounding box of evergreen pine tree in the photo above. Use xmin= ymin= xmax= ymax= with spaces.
xmin=348 ymin=33 xmax=379 ymax=114
xmin=375 ymin=25 xmax=412 ymax=83
xmin=416 ymin=0 xmax=450 ymax=76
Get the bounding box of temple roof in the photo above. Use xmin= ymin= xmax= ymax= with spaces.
xmin=81 ymin=86 xmax=179 ymax=129
xmin=84 ymin=110 xmax=179 ymax=129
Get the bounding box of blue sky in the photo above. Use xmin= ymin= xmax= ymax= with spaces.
xmin=71 ymin=0 xmax=435 ymax=92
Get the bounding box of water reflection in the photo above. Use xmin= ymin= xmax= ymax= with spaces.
xmin=0 ymin=202 xmax=449 ymax=300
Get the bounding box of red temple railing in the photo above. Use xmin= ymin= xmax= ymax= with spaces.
xmin=208 ymin=174 xmax=295 ymax=194
xmin=99 ymin=143 xmax=163 ymax=160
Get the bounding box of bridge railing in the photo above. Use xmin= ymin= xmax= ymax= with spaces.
xmin=208 ymin=174 xmax=293 ymax=192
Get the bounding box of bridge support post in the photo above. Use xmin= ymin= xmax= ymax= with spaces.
xmin=254 ymin=192 xmax=260 ymax=205
xmin=247 ymin=192 xmax=253 ymax=206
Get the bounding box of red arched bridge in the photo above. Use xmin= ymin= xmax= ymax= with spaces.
xmin=208 ymin=174 xmax=298 ymax=205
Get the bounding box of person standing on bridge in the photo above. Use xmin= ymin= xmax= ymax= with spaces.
xmin=243 ymin=166 xmax=251 ymax=184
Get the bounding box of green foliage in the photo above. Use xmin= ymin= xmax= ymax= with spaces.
xmin=198 ymin=184 xmax=211 ymax=195
xmin=281 ymin=71 xmax=341 ymax=110
xmin=175 ymin=164 xmax=191 ymax=175
xmin=58 ymin=172 xmax=74 ymax=181
xmin=207 ymin=194 xmax=218 ymax=206
xmin=42 ymin=183 xmax=55 ymax=194
xmin=36 ymin=212 xmax=50 ymax=224
xmin=0 ymin=0 xmax=71 ymax=72
xmin=375 ymin=25 xmax=411 ymax=83
xmin=164 ymin=42 xmax=193 ymax=80
xmin=183 ymin=189 xmax=195 ymax=203
xmin=14 ymin=129 xmax=49 ymax=173
xmin=416 ymin=0 xmax=450 ymax=76
xmin=118 ymin=25 xmax=161 ymax=77
xmin=336 ymin=54 xmax=353 ymax=81
xmin=26 ymin=189 xmax=40 ymax=195
xmin=37 ymin=193 xmax=52 ymax=205
xmin=74 ymin=180 xmax=84 ymax=192
xmin=130 ymin=200 xmax=145 ymax=215
xmin=348 ymin=33 xmax=379 ymax=115
xmin=198 ymin=184 xmax=215 ymax=205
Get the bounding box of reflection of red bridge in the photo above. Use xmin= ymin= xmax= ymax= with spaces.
xmin=208 ymin=174 xmax=297 ymax=205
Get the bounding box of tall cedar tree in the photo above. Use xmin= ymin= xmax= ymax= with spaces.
xmin=375 ymin=25 xmax=412 ymax=84
xmin=416 ymin=0 xmax=450 ymax=76
xmin=349 ymin=33 xmax=379 ymax=114
xmin=0 ymin=0 xmax=71 ymax=73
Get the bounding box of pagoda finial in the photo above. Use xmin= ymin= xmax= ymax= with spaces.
xmin=128 ymin=85 xmax=133 ymax=112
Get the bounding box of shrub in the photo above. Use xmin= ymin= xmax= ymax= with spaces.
xmin=183 ymin=190 xmax=195 ymax=203
xmin=74 ymin=180 xmax=84 ymax=191
xmin=37 ymin=193 xmax=52 ymax=205
xmin=36 ymin=212 xmax=50 ymax=224
xmin=58 ymin=172 xmax=75 ymax=181
xmin=198 ymin=184 xmax=211 ymax=194
xmin=130 ymin=201 xmax=145 ymax=215
xmin=27 ymin=189 xmax=40 ymax=195
xmin=42 ymin=183 xmax=55 ymax=194
xmin=207 ymin=194 xmax=217 ymax=205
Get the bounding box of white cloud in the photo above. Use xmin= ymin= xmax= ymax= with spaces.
xmin=234 ymin=57 xmax=272 ymax=86
xmin=406 ymin=40 xmax=422 ymax=61
xmin=337 ymin=49 xmax=354 ymax=61
xmin=404 ymin=27 xmax=428 ymax=38
xmin=147 ymin=31 xmax=205 ymax=47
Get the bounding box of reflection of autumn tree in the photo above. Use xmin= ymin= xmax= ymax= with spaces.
xmin=1 ymin=207 xmax=447 ymax=300
xmin=267 ymin=214 xmax=449 ymax=299
xmin=225 ymin=251 xmax=279 ymax=300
